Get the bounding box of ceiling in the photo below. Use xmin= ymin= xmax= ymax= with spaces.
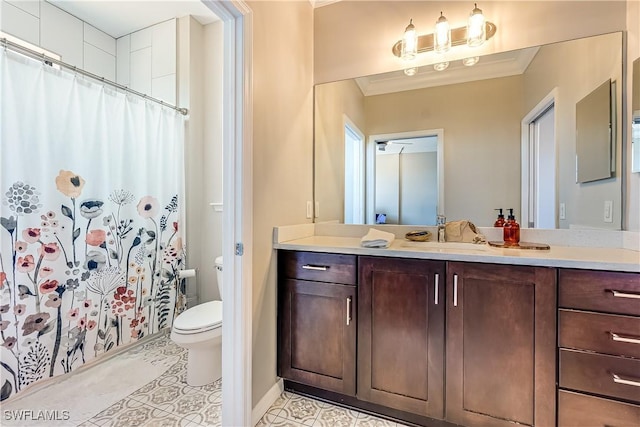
xmin=49 ymin=0 xmax=219 ymax=38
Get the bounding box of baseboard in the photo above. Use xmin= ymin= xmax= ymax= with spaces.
xmin=251 ymin=378 xmax=284 ymax=426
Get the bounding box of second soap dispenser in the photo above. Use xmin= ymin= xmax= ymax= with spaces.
xmin=503 ymin=208 xmax=520 ymax=246
xmin=494 ymin=208 xmax=506 ymax=227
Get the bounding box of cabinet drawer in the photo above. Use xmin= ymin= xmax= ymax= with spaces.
xmin=559 ymin=269 xmax=640 ymax=316
xmin=279 ymin=251 xmax=357 ymax=285
xmin=558 ymin=390 xmax=640 ymax=427
xmin=560 ymin=349 xmax=640 ymax=403
xmin=559 ymin=309 xmax=640 ymax=358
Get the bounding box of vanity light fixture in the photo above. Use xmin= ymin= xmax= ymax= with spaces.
xmin=467 ymin=3 xmax=486 ymax=47
xmin=434 ymin=12 xmax=451 ymax=54
xmin=401 ymin=19 xmax=418 ymax=60
xmin=392 ymin=3 xmax=496 ymax=76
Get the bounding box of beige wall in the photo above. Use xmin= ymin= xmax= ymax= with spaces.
xmin=314 ymin=1 xmax=626 ymax=84
xmin=315 ymin=79 xmax=366 ymax=222
xmin=627 ymin=0 xmax=640 ymax=231
xmin=522 ymin=33 xmax=622 ymax=229
xmin=364 ymin=76 xmax=523 ymax=226
xmin=178 ymin=18 xmax=224 ymax=306
xmin=249 ymin=0 xmax=314 ymax=406
xmin=202 ymin=22 xmax=224 ymax=301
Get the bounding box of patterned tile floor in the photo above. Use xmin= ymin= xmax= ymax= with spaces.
xmin=7 ymin=332 xmax=409 ymax=427
xmin=257 ymin=392 xmax=411 ymax=427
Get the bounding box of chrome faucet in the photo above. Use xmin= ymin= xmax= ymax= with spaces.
xmin=436 ymin=215 xmax=446 ymax=242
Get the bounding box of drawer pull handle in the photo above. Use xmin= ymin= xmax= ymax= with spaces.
xmin=453 ymin=274 xmax=458 ymax=307
xmin=435 ymin=274 xmax=439 ymax=305
xmin=609 ymin=290 xmax=640 ymax=299
xmin=612 ymin=373 xmax=640 ymax=388
xmin=610 ymin=332 xmax=640 ymax=345
xmin=346 ymin=297 xmax=352 ymax=326
xmin=302 ymin=265 xmax=329 ymax=271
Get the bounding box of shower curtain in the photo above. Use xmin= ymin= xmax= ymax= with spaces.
xmin=0 ymin=49 xmax=186 ymax=401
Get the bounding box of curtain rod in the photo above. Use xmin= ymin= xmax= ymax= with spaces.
xmin=1 ymin=37 xmax=189 ymax=116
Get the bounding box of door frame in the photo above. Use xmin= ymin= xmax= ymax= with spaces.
xmin=202 ymin=1 xmax=253 ymax=426
xmin=521 ymin=88 xmax=558 ymax=229
xmin=366 ymin=129 xmax=444 ymax=225
xmin=343 ymin=114 xmax=365 ymax=224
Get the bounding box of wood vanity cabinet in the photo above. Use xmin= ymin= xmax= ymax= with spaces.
xmin=445 ymin=262 xmax=557 ymax=427
xmin=557 ymin=269 xmax=640 ymax=426
xmin=358 ymin=256 xmax=445 ymax=419
xmin=278 ymin=251 xmax=358 ymax=396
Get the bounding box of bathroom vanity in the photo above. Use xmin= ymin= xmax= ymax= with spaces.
xmin=274 ymin=228 xmax=640 ymax=427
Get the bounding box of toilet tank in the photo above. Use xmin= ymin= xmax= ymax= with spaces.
xmin=215 ymin=256 xmax=223 ymax=299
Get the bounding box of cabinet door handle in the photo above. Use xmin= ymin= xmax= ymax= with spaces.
xmin=453 ymin=274 xmax=458 ymax=307
xmin=302 ymin=265 xmax=329 ymax=271
xmin=609 ymin=290 xmax=640 ymax=299
xmin=610 ymin=332 xmax=640 ymax=345
xmin=346 ymin=297 xmax=352 ymax=326
xmin=434 ymin=274 xmax=439 ymax=305
xmin=612 ymin=373 xmax=640 ymax=388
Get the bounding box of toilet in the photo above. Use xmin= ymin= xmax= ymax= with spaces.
xmin=170 ymin=256 xmax=223 ymax=386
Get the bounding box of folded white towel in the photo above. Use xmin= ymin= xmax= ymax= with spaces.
xmin=361 ymin=228 xmax=396 ymax=248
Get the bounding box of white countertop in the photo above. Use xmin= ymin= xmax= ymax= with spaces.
xmin=274 ymin=234 xmax=640 ymax=273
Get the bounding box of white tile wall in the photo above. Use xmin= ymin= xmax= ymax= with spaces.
xmin=84 ymin=22 xmax=116 ymax=56
xmin=0 ymin=1 xmax=116 ymax=80
xmin=130 ymin=26 xmax=152 ymax=52
xmin=130 ymin=47 xmax=152 ymax=95
xmin=116 ymin=35 xmax=130 ymax=86
xmin=84 ymin=43 xmax=116 ymax=81
xmin=117 ymin=18 xmax=177 ymax=104
xmin=1 ymin=0 xmax=177 ymax=106
xmin=151 ymin=19 xmax=176 ymax=78
xmin=40 ymin=1 xmax=83 ymax=67
xmin=5 ymin=0 xmax=38 ymax=17
xmin=1 ymin=0 xmax=39 ymax=46
xmin=152 ymin=74 xmax=176 ymax=104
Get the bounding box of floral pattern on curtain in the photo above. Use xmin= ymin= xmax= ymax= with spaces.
xmin=0 ymin=49 xmax=186 ymax=401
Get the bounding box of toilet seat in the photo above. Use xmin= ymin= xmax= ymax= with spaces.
xmin=173 ymin=300 xmax=222 ymax=335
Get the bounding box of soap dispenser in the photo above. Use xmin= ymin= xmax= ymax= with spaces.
xmin=503 ymin=208 xmax=520 ymax=246
xmin=494 ymin=208 xmax=506 ymax=227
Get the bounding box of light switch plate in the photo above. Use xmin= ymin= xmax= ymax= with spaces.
xmin=604 ymin=200 xmax=613 ymax=223
xmin=306 ymin=201 xmax=313 ymax=219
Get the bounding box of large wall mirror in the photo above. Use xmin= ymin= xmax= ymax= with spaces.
xmin=633 ymin=57 xmax=640 ymax=173
xmin=314 ymin=32 xmax=623 ymax=229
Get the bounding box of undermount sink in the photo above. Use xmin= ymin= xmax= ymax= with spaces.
xmin=399 ymin=240 xmax=488 ymax=251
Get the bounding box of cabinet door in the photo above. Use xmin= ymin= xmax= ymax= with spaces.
xmin=279 ymin=279 xmax=356 ymax=395
xmin=446 ymin=262 xmax=556 ymax=427
xmin=358 ymin=257 xmax=445 ymax=419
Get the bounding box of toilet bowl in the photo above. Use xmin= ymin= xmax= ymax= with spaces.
xmin=170 ymin=256 xmax=223 ymax=386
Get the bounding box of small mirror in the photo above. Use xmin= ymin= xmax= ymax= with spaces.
xmin=632 ymin=58 xmax=640 ymax=173
xmin=576 ymin=79 xmax=614 ymax=183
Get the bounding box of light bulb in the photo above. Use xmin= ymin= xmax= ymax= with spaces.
xmin=462 ymin=56 xmax=479 ymax=66
xmin=401 ymin=19 xmax=418 ymax=61
xmin=434 ymin=62 xmax=449 ymax=71
xmin=467 ymin=3 xmax=486 ymax=47
xmin=434 ymin=12 xmax=451 ymax=54
xmin=404 ymin=67 xmax=418 ymax=76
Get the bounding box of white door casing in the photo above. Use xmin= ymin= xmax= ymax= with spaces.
xmin=202 ymin=1 xmax=253 ymax=426
xmin=521 ymin=88 xmax=558 ymax=229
